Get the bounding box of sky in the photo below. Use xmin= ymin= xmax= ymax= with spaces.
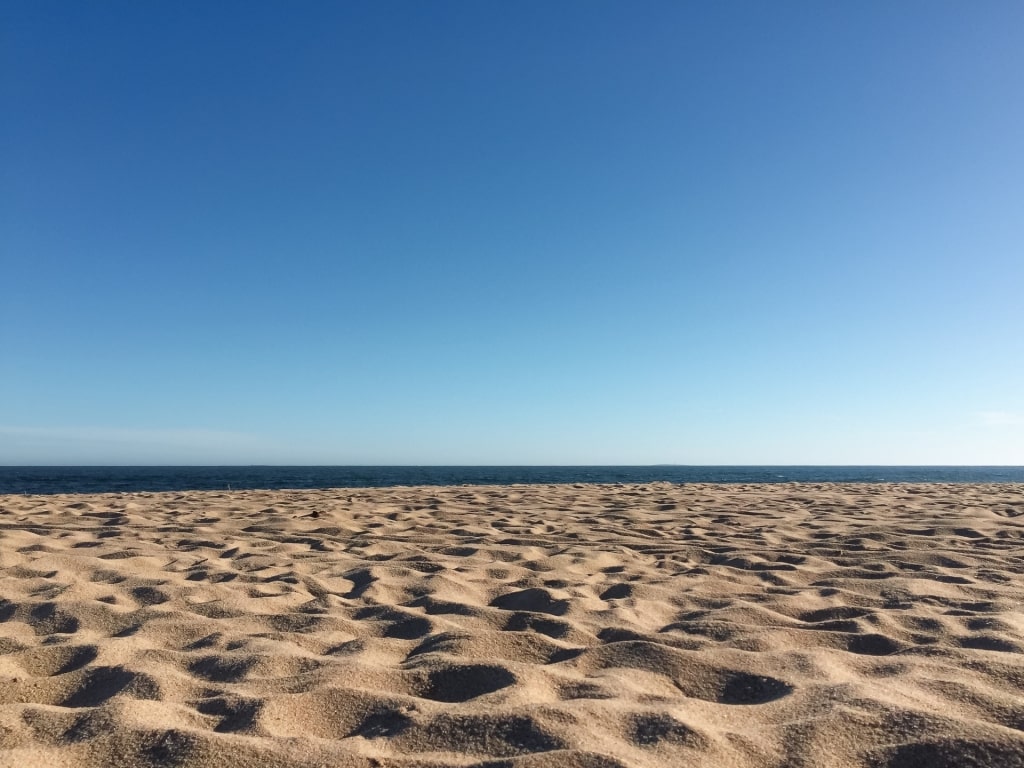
xmin=2 ymin=1 xmax=1023 ymax=465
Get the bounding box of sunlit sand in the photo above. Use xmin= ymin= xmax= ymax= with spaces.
xmin=2 ymin=483 xmax=1023 ymax=766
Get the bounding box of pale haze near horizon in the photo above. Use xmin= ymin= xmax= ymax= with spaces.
xmin=2 ymin=2 xmax=1022 ymax=466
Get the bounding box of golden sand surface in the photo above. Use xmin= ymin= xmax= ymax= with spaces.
xmin=1 ymin=483 xmax=1024 ymax=767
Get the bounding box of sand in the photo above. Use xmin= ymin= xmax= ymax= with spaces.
xmin=1 ymin=482 xmax=1023 ymax=767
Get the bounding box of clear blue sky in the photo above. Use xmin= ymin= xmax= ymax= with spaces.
xmin=2 ymin=1 xmax=1022 ymax=465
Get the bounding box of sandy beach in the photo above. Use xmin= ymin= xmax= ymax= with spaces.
xmin=1 ymin=482 xmax=1023 ymax=767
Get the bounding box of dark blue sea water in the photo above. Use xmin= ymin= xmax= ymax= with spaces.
xmin=1 ymin=466 xmax=1022 ymax=495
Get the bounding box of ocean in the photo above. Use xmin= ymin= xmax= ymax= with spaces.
xmin=1 ymin=465 xmax=1023 ymax=495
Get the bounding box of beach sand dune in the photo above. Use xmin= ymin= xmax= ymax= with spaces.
xmin=2 ymin=482 xmax=1023 ymax=767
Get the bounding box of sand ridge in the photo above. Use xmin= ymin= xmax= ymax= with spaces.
xmin=1 ymin=482 xmax=1024 ymax=767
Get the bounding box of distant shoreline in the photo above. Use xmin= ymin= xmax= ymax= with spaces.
xmin=3 ymin=465 xmax=1024 ymax=495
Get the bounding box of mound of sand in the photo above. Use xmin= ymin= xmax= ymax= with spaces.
xmin=1 ymin=482 xmax=1023 ymax=767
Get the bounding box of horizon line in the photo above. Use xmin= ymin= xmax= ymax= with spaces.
xmin=3 ymin=464 xmax=1023 ymax=469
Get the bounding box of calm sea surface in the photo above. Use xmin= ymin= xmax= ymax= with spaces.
xmin=1 ymin=466 xmax=1023 ymax=495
